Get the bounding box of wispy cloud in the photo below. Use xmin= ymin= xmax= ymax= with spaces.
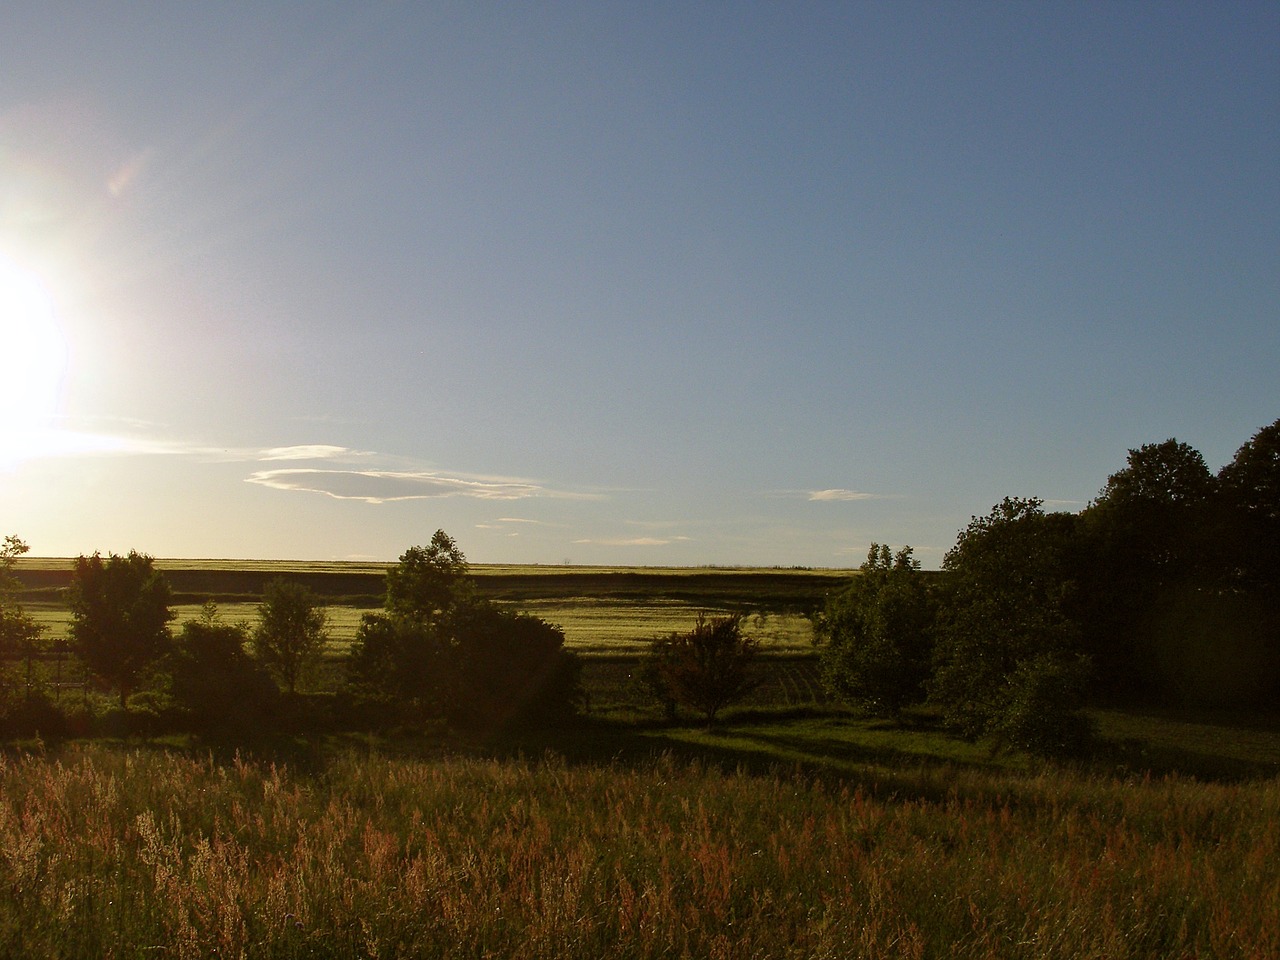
xmin=572 ymin=536 xmax=693 ymax=547
xmin=258 ymin=444 xmax=367 ymax=461
xmin=807 ymin=488 xmax=879 ymax=502
xmin=246 ymin=469 xmax=551 ymax=503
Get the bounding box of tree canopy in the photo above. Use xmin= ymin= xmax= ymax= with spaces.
xmin=348 ymin=531 xmax=581 ymax=731
xmin=818 ymin=544 xmax=934 ymax=718
xmin=929 ymin=498 xmax=1091 ymax=753
xmin=253 ymin=578 xmax=328 ymax=695
xmin=67 ymin=551 xmax=174 ymax=709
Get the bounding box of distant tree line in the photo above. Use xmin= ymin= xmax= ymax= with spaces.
xmin=0 ymin=530 xmax=581 ymax=740
xmin=1 ymin=417 xmax=1275 ymax=753
xmin=818 ymin=417 xmax=1280 ymax=755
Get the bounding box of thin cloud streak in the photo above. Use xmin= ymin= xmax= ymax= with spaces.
xmin=572 ymin=536 xmax=693 ymax=547
xmin=246 ymin=469 xmax=546 ymax=503
xmin=807 ymin=489 xmax=880 ymax=502
xmin=258 ymin=444 xmax=368 ymax=461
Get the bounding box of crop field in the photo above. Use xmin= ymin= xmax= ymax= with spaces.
xmin=12 ymin=560 xmax=833 ymax=655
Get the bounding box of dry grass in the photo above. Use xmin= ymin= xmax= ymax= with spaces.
xmin=1 ymin=744 xmax=1275 ymax=958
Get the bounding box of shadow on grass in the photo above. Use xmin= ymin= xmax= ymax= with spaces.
xmin=476 ymin=709 xmax=1027 ymax=808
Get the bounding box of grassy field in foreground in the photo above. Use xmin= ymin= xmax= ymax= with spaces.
xmin=0 ymin=743 xmax=1274 ymax=959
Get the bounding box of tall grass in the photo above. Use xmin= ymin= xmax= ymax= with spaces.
xmin=1 ymin=744 xmax=1275 ymax=958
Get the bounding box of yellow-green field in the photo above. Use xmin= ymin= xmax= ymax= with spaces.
xmin=21 ymin=598 xmax=815 ymax=655
xmin=14 ymin=560 xmax=834 ymax=654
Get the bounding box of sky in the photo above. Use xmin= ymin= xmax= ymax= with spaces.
xmin=0 ymin=1 xmax=1276 ymax=568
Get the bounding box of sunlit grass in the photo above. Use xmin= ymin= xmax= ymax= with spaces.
xmin=0 ymin=743 xmax=1275 ymax=959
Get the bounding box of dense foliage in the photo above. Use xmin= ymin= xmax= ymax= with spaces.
xmin=347 ymin=531 xmax=582 ymax=732
xmin=818 ymin=544 xmax=934 ymax=718
xmin=66 ymin=550 xmax=175 ymax=709
xmin=814 ymin=417 xmax=1280 ymax=753
xmin=166 ymin=601 xmax=279 ymax=734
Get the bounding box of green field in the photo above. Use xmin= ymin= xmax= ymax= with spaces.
xmin=13 ymin=559 xmax=837 ymax=653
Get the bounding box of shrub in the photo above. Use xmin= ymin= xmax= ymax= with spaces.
xmin=645 ymin=613 xmax=759 ymax=726
xmin=166 ymin=603 xmax=279 ymax=735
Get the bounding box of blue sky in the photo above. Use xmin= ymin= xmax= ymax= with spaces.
xmin=1 ymin=1 xmax=1276 ymax=566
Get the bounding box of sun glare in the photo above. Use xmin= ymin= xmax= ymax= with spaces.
xmin=0 ymin=255 xmax=69 ymax=463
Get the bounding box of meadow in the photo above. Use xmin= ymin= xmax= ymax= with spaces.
xmin=0 ymin=743 xmax=1276 ymax=959
xmin=5 ymin=558 xmax=1280 ymax=957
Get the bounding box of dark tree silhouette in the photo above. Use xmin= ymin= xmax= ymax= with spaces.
xmin=169 ymin=601 xmax=278 ymax=733
xmin=67 ymin=551 xmax=174 ymax=709
xmin=929 ymin=498 xmax=1091 ymax=754
xmin=348 ymin=532 xmax=581 ymax=731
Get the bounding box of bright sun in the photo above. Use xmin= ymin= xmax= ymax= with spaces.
xmin=0 ymin=255 xmax=68 ymax=459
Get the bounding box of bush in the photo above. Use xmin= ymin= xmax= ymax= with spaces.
xmin=345 ymin=534 xmax=583 ymax=734
xmin=989 ymin=653 xmax=1094 ymax=757
xmin=0 ymin=692 xmax=68 ymax=741
xmin=450 ymin=604 xmax=582 ymax=731
xmin=644 ymin=613 xmax=759 ymax=726
xmin=165 ymin=604 xmax=280 ymax=736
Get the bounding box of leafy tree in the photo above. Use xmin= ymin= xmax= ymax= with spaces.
xmin=929 ymin=498 xmax=1092 ymax=754
xmin=1079 ymin=439 xmax=1219 ymax=699
xmin=346 ymin=613 xmax=453 ymax=727
xmin=168 ymin=601 xmax=278 ymax=734
xmin=253 ymin=578 xmax=327 ymax=694
xmin=1217 ymin=417 xmax=1280 ymax=591
xmin=645 ymin=613 xmax=759 ymax=726
xmin=67 ymin=551 xmax=174 ymax=709
xmin=347 ymin=532 xmax=581 ymax=731
xmin=817 ymin=544 xmax=934 ymax=718
xmin=1213 ymin=417 xmax=1280 ymax=703
xmin=384 ymin=530 xmax=472 ymax=625
xmin=347 ymin=532 xmax=475 ymax=726
xmin=1085 ymin=438 xmax=1215 ymax=578
xmin=0 ymin=536 xmax=42 ymax=705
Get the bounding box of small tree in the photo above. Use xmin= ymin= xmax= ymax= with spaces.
xmin=818 ymin=544 xmax=934 ymax=718
xmin=645 ymin=613 xmax=759 ymax=726
xmin=253 ymin=578 xmax=327 ymax=695
xmin=385 ymin=530 xmax=473 ymax=626
xmin=67 ymin=551 xmax=174 ymax=710
xmin=0 ymin=536 xmax=42 ymax=704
